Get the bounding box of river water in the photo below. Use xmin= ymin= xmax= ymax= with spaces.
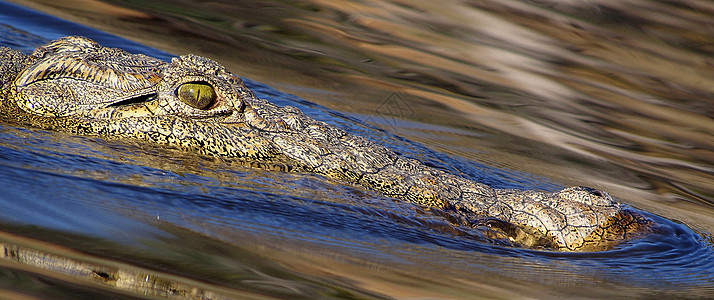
xmin=0 ymin=0 xmax=713 ymax=298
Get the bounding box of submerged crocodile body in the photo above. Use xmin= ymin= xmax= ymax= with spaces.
xmin=0 ymin=36 xmax=652 ymax=251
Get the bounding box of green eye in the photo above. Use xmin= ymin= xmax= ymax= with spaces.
xmin=177 ymin=82 xmax=217 ymax=110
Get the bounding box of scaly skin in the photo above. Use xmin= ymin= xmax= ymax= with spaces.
xmin=0 ymin=36 xmax=652 ymax=251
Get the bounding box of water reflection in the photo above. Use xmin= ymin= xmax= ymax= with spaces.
xmin=1 ymin=0 xmax=714 ymax=298
xmin=1 ymin=241 xmax=233 ymax=299
xmin=25 ymin=0 xmax=709 ymax=216
xmin=0 ymin=77 xmax=712 ymax=298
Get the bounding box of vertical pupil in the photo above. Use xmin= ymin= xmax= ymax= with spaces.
xmin=178 ymin=82 xmax=216 ymax=110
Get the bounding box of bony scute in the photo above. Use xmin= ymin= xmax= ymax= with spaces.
xmin=0 ymin=36 xmax=654 ymax=251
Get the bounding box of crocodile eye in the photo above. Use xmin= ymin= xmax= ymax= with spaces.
xmin=177 ymin=82 xmax=217 ymax=110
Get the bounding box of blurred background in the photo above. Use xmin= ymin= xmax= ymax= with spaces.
xmin=1 ymin=0 xmax=713 ymax=298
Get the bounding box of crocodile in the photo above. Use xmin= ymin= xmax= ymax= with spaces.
xmin=0 ymin=36 xmax=652 ymax=251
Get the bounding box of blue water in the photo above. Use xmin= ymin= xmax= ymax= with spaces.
xmin=0 ymin=1 xmax=713 ymax=298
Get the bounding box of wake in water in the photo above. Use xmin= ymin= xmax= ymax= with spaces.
xmin=0 ymin=2 xmax=712 ymax=298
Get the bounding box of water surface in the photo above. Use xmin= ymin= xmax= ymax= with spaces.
xmin=1 ymin=0 xmax=713 ymax=298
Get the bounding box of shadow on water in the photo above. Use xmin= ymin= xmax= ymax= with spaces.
xmin=0 ymin=0 xmax=713 ymax=299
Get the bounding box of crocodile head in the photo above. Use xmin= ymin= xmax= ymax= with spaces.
xmin=5 ymin=36 xmax=307 ymax=162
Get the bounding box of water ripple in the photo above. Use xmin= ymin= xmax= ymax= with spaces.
xmin=1 ymin=1 xmax=713 ymax=297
